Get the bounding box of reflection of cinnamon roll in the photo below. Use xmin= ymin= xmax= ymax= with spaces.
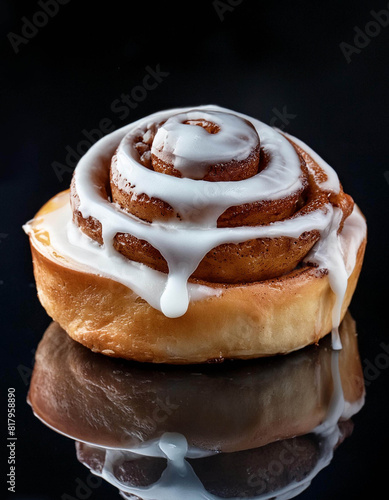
xmin=28 ymin=313 xmax=364 ymax=452
xmin=28 ymin=313 xmax=365 ymax=499
xmin=24 ymin=105 xmax=367 ymax=363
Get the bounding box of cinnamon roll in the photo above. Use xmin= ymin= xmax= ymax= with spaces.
xmin=23 ymin=105 xmax=367 ymax=363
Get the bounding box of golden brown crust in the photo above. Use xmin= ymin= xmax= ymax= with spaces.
xmin=28 ymin=218 xmax=366 ymax=364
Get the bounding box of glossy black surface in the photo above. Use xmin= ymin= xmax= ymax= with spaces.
xmin=1 ymin=0 xmax=388 ymax=498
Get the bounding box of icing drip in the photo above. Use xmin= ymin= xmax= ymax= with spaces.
xmin=24 ymin=199 xmax=221 ymax=312
xmin=24 ymin=105 xmax=367 ymax=338
xmin=304 ymin=209 xmax=348 ymax=349
xmin=304 ymin=206 xmax=366 ymax=349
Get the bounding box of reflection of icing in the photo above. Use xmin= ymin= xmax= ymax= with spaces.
xmin=80 ymin=349 xmax=363 ymax=500
xmin=27 ymin=312 xmax=365 ymax=500
xmin=102 ymin=434 xmax=219 ymax=500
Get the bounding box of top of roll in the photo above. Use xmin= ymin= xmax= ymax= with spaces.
xmin=150 ymin=110 xmax=261 ymax=181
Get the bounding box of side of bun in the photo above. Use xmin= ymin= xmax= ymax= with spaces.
xmin=29 ymin=225 xmax=365 ymax=363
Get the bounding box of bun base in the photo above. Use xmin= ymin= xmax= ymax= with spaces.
xmin=28 ymin=196 xmax=366 ymax=363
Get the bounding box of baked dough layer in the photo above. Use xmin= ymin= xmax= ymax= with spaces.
xmin=28 ymin=194 xmax=366 ymax=364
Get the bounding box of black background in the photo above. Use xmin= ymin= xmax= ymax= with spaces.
xmin=1 ymin=0 xmax=388 ymax=498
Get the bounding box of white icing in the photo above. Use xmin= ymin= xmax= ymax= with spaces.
xmin=304 ymin=206 xmax=366 ymax=349
xmin=24 ymin=105 xmax=366 ymax=336
xmin=23 ymin=198 xmax=221 ymax=312
xmin=25 ymin=191 xmax=337 ymax=319
xmin=339 ymin=205 xmax=367 ymax=275
xmin=72 ymin=104 xmax=316 ymax=318
xmin=115 ymin=106 xmax=303 ymax=226
xmin=151 ymin=110 xmax=259 ymax=179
